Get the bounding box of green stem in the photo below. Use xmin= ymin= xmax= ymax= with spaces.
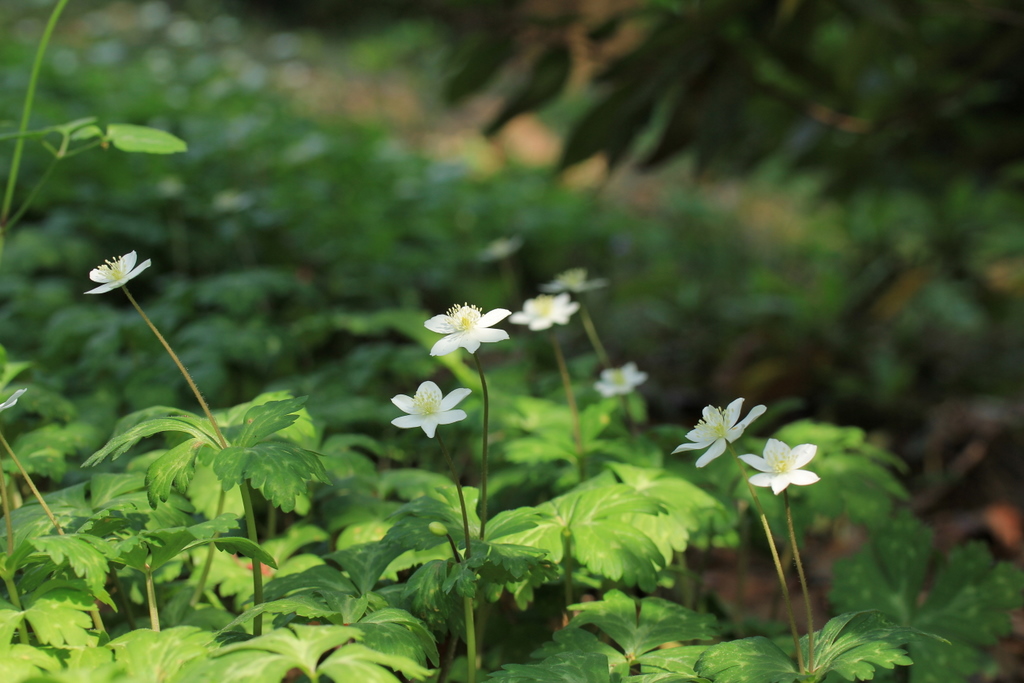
xmin=0 ymin=430 xmax=63 ymax=535
xmin=190 ymin=489 xmax=227 ymax=607
xmin=729 ymin=447 xmax=804 ymax=674
xmin=578 ymin=303 xmax=611 ymax=369
xmin=784 ymin=490 xmax=815 ymax=672
xmin=1 ymin=0 xmax=72 ymax=232
xmin=464 ymin=596 xmax=477 ymax=683
xmin=562 ymin=529 xmax=574 ymax=613
xmin=436 ymin=434 xmax=471 ymax=560
xmin=111 ymin=569 xmax=137 ymax=631
xmin=0 ymin=453 xmax=28 ymax=644
xmin=472 ymin=353 xmax=490 ymax=539
xmin=122 ymin=287 xmax=229 ymax=448
xmin=122 ymin=286 xmax=262 ymax=633
xmin=239 ymin=483 xmax=264 ymax=636
xmin=3 ymin=155 xmax=59 ymax=236
xmin=550 ymin=333 xmax=585 ymax=480
xmin=144 ymin=566 xmax=160 ymax=631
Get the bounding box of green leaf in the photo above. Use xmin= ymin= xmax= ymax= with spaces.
xmin=11 ymin=421 xmax=101 ymax=480
xmin=145 ymin=439 xmax=204 ymax=507
xmin=444 ymin=35 xmax=515 ymax=104
xmin=693 ymin=636 xmax=802 ymax=683
xmin=384 ymin=486 xmax=481 ymax=552
xmin=491 ymin=652 xmax=612 ymax=683
xmin=106 ymin=123 xmax=187 ymax=154
xmin=352 ymin=608 xmax=439 ymax=667
xmin=567 ymin=589 xmax=718 ymax=659
xmin=318 ymin=642 xmax=431 ymax=682
xmin=205 ymin=442 xmax=329 ymax=512
xmin=22 ymin=587 xmax=99 ymax=647
xmin=830 ymin=512 xmax=1024 ymax=682
xmin=85 ymin=415 xmax=217 ymax=467
xmin=809 ymin=611 xmax=928 ymax=681
xmin=31 ymin=535 xmax=112 ymax=600
xmin=233 ymin=397 xmax=308 ymax=449
xmin=327 ymin=540 xmax=405 ymax=595
xmin=485 ymin=46 xmax=572 ymax=135
xmin=403 ymin=560 xmax=461 ymax=633
xmin=106 ymin=626 xmax=214 ymax=680
xmin=465 ymin=539 xmax=556 ymax=587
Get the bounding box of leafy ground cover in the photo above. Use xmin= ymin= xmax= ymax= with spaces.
xmin=0 ymin=1 xmax=1022 ymax=682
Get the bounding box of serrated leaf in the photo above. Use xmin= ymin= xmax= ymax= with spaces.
xmin=262 ymin=564 xmax=358 ymax=602
xmin=693 ymin=636 xmax=802 ymax=683
xmin=31 ymin=535 xmax=112 ymax=599
xmin=831 ymin=512 xmax=1024 ymax=682
xmin=568 ymin=590 xmax=718 ymax=659
xmin=809 ymin=610 xmax=932 ymax=681
xmin=491 ymin=652 xmax=612 ymax=683
xmin=205 ymin=442 xmax=329 ymax=512
xmin=384 ymin=486 xmax=481 ymax=553
xmin=318 ymin=642 xmax=431 ymax=682
xmin=85 ymin=415 xmax=217 ymax=467
xmin=145 ymin=439 xmax=203 ymax=507
xmin=107 ymin=626 xmax=214 ymax=681
xmin=22 ymin=587 xmax=99 ymax=647
xmin=403 ymin=560 xmax=461 ymax=633
xmin=11 ymin=421 xmax=100 ymax=480
xmin=328 ymin=540 xmax=406 ymax=595
xmin=233 ymin=397 xmax=307 ymax=449
xmin=353 ymin=607 xmax=439 ymax=667
xmin=106 ymin=123 xmax=187 ymax=154
xmin=466 ymin=539 xmax=555 ymax=587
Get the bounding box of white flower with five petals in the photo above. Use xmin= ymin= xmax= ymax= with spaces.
xmin=740 ymin=438 xmax=820 ymax=495
xmin=85 ymin=251 xmax=152 ymax=294
xmin=391 ymin=381 xmax=471 ymax=438
xmin=672 ymin=398 xmax=766 ymax=467
xmin=509 ymin=293 xmax=579 ymax=331
xmin=594 ymin=362 xmax=648 ymax=397
xmin=424 ymin=304 xmax=511 ymax=356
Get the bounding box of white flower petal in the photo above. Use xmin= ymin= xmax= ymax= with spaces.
xmin=695 ymin=439 xmax=727 ymax=467
xmin=391 ymin=394 xmax=416 ymax=413
xmin=439 ymin=387 xmax=472 ymax=411
xmin=528 ymin=318 xmax=553 ymax=331
xmin=770 ymin=475 xmax=792 ymax=495
xmin=671 ymin=441 xmax=704 ymax=453
xmin=790 ymin=444 xmax=818 ymax=469
xmin=0 ymin=388 xmax=27 ymax=412
xmin=392 ymin=414 xmax=426 ymax=430
xmin=429 ymin=335 xmax=463 ymax=357
xmin=424 ymin=315 xmax=453 ymax=334
xmin=734 ymin=403 xmax=767 ymax=432
xmin=738 ymin=454 xmax=772 ymax=472
xmin=128 ymin=259 xmax=152 ymax=279
xmin=748 ymin=473 xmax=774 ymax=488
xmin=786 ymin=470 xmax=820 ymax=487
xmin=472 ymin=328 xmax=509 ymax=345
xmin=434 ymin=409 xmax=467 ymax=426
xmin=121 ymin=251 xmax=138 ymax=271
xmin=477 ymin=308 xmax=511 ymax=327
xmin=84 ymin=282 xmax=121 ymax=295
xmin=723 ymin=398 xmax=744 ymax=427
xmin=419 ymin=417 xmax=439 ymax=439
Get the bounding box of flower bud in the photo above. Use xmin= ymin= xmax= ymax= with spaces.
xmin=428 ymin=521 xmax=448 ymax=537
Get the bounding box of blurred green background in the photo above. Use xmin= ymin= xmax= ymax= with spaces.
xmin=3 ymin=0 xmax=1024 ymax=509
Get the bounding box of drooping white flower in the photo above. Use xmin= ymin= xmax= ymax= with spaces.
xmin=509 ymin=293 xmax=580 ymax=331
xmin=0 ymin=388 xmax=27 ymax=413
xmin=478 ymin=235 xmax=523 ymax=262
xmin=740 ymin=438 xmax=821 ymax=495
xmin=391 ymin=381 xmax=471 ymax=438
xmin=540 ymin=268 xmax=608 ymax=294
xmin=424 ymin=304 xmax=511 ymax=356
xmin=672 ymin=398 xmax=767 ymax=468
xmin=594 ymin=362 xmax=648 ymax=397
xmin=85 ymin=251 xmax=152 ymax=294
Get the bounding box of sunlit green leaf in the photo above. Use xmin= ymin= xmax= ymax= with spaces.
xmin=106 ymin=123 xmax=187 ymax=154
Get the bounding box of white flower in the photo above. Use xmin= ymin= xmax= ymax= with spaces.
xmin=85 ymin=251 xmax=152 ymax=294
xmin=0 ymin=388 xmax=27 ymax=413
xmin=594 ymin=362 xmax=648 ymax=397
xmin=478 ymin=235 xmax=523 ymax=262
xmin=672 ymin=398 xmax=767 ymax=467
xmin=424 ymin=304 xmax=511 ymax=356
xmin=539 ymin=268 xmax=608 ymax=294
xmin=391 ymin=381 xmax=471 ymax=438
xmin=509 ymin=293 xmax=580 ymax=331
xmin=740 ymin=438 xmax=821 ymax=495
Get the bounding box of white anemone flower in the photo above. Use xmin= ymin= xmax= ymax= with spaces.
xmin=540 ymin=268 xmax=608 ymax=294
xmin=672 ymin=398 xmax=767 ymax=468
xmin=391 ymin=381 xmax=471 ymax=438
xmin=509 ymin=293 xmax=580 ymax=331
xmin=740 ymin=438 xmax=821 ymax=495
xmin=85 ymin=251 xmax=152 ymax=294
xmin=0 ymin=388 xmax=27 ymax=413
xmin=424 ymin=304 xmax=511 ymax=356
xmin=594 ymin=362 xmax=648 ymax=397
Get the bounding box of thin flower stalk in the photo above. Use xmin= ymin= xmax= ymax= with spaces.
xmin=144 ymin=566 xmax=160 ymax=631
xmin=0 ymin=431 xmax=63 ymax=535
xmin=550 ymin=333 xmax=585 ymax=480
xmin=785 ymin=489 xmax=815 ymax=672
xmin=118 ymin=285 xmax=263 ymax=635
xmin=472 ymin=354 xmax=492 ymax=539
xmin=436 ymin=434 xmax=472 ymax=561
xmin=578 ymin=303 xmax=611 ymax=369
xmin=729 ymin=445 xmax=805 ymax=673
